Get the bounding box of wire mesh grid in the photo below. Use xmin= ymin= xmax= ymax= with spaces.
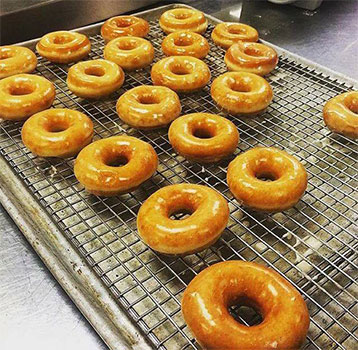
xmin=0 ymin=18 xmax=358 ymax=350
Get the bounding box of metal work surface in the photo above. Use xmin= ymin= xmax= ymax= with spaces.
xmin=0 ymin=208 xmax=107 ymax=350
xmin=216 ymin=0 xmax=358 ymax=80
xmin=0 ymin=4 xmax=357 ymax=350
xmin=0 ymin=0 xmax=158 ymax=44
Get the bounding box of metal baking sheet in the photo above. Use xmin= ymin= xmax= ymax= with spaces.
xmin=0 ymin=3 xmax=357 ymax=350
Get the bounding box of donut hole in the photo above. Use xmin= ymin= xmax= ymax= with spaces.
xmin=114 ymin=19 xmax=133 ymax=28
xmin=349 ymin=104 xmax=358 ymax=114
xmin=229 ymin=80 xmax=251 ymax=93
xmin=138 ymin=93 xmax=160 ymax=105
xmin=191 ymin=120 xmax=217 ymax=139
xmin=193 ymin=128 xmax=213 ymax=139
xmin=53 ymin=35 xmax=73 ymax=44
xmin=8 ymin=83 xmax=35 ymax=96
xmin=345 ymin=97 xmax=358 ymax=114
xmin=168 ymin=199 xmax=198 ymax=220
xmin=228 ymin=25 xmax=246 ymax=35
xmin=171 ymin=64 xmax=192 ymax=76
xmin=229 ymin=303 xmax=263 ymax=326
xmin=49 ymin=126 xmax=68 ymax=132
xmin=116 ymin=40 xmax=138 ymax=51
xmin=174 ymin=36 xmax=194 ymax=47
xmin=105 ymin=154 xmax=129 ymax=167
xmin=244 ymin=46 xmax=264 ymax=57
xmin=173 ymin=12 xmax=192 ymax=20
xmin=47 ymin=121 xmax=69 ymax=133
xmin=255 ymin=172 xmax=278 ymax=182
xmin=169 ymin=208 xmax=193 ymax=220
xmin=250 ymin=155 xmax=284 ymax=182
xmin=84 ymin=66 xmax=106 ymax=77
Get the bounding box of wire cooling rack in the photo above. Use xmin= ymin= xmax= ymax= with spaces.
xmin=0 ymin=17 xmax=357 ymax=350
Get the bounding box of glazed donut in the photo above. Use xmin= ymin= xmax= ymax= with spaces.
xmin=0 ymin=74 xmax=55 ymax=120
xmin=0 ymin=46 xmax=37 ymax=79
xmin=162 ymin=31 xmax=209 ymax=59
xmin=211 ymin=72 xmax=273 ymax=115
xmin=137 ymin=183 xmax=229 ymax=255
xmin=182 ymin=260 xmax=310 ymax=350
xmin=151 ymin=56 xmax=210 ymax=93
xmin=74 ymin=136 xmax=158 ymax=196
xmin=36 ymin=31 xmax=91 ymax=64
xmin=227 ymin=147 xmax=307 ymax=212
xmin=323 ymin=91 xmax=358 ymax=139
xmin=22 ymin=108 xmax=93 ymax=158
xmin=225 ymin=42 xmax=278 ymax=76
xmin=116 ymin=85 xmax=181 ymax=129
xmin=169 ymin=113 xmax=239 ymax=162
xmin=67 ymin=59 xmax=124 ymax=98
xmin=103 ymin=37 xmax=154 ymax=71
xmin=101 ymin=16 xmax=149 ymax=42
xmin=159 ymin=8 xmax=208 ymax=34
xmin=211 ymin=22 xmax=259 ymax=49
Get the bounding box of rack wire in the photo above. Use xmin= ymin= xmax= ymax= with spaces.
xmin=0 ymin=18 xmax=357 ymax=350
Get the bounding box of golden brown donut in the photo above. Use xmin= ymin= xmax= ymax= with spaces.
xmin=100 ymin=16 xmax=149 ymax=42
xmin=169 ymin=113 xmax=239 ymax=162
xmin=159 ymin=8 xmax=208 ymax=34
xmin=116 ymin=85 xmax=181 ymax=129
xmin=211 ymin=22 xmax=259 ymax=49
xmin=0 ymin=74 xmax=55 ymax=120
xmin=67 ymin=59 xmax=125 ymax=98
xmin=162 ymin=31 xmax=209 ymax=59
xmin=227 ymin=147 xmax=307 ymax=212
xmin=36 ymin=31 xmax=91 ymax=64
xmin=137 ymin=183 xmax=229 ymax=255
xmin=103 ymin=37 xmax=154 ymax=71
xmin=74 ymin=135 xmax=158 ymax=196
xmin=225 ymin=42 xmax=278 ymax=76
xmin=211 ymin=71 xmax=273 ymax=115
xmin=0 ymin=46 xmax=37 ymax=79
xmin=22 ymin=108 xmax=93 ymax=158
xmin=182 ymin=260 xmax=310 ymax=350
xmin=151 ymin=56 xmax=210 ymax=93
xmin=323 ymin=91 xmax=358 ymax=139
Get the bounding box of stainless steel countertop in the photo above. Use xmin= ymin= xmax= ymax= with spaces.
xmin=1 ymin=1 xmax=357 ymax=349
xmin=0 ymin=207 xmax=108 ymax=350
xmin=187 ymin=0 xmax=358 ymax=79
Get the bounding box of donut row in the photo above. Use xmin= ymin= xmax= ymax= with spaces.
xmin=0 ymin=15 xmax=356 ymax=137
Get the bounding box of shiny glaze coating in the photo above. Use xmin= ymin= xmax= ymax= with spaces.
xmin=162 ymin=31 xmax=209 ymax=59
xmin=169 ymin=113 xmax=239 ymax=162
xmin=22 ymin=108 xmax=93 ymax=158
xmin=74 ymin=136 xmax=158 ymax=196
xmin=225 ymin=42 xmax=278 ymax=76
xmin=100 ymin=16 xmax=149 ymax=42
xmin=151 ymin=56 xmax=210 ymax=93
xmin=137 ymin=184 xmax=229 ymax=255
xmin=227 ymin=147 xmax=307 ymax=212
xmin=67 ymin=59 xmax=125 ymax=98
xmin=0 ymin=74 xmax=55 ymax=120
xmin=36 ymin=31 xmax=91 ymax=64
xmin=182 ymin=260 xmax=310 ymax=350
xmin=211 ymin=71 xmax=273 ymax=115
xmin=211 ymin=22 xmax=259 ymax=49
xmin=103 ymin=37 xmax=154 ymax=71
xmin=159 ymin=8 xmax=208 ymax=34
xmin=323 ymin=91 xmax=358 ymax=139
xmin=0 ymin=46 xmax=37 ymax=79
xmin=116 ymin=85 xmax=181 ymax=129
